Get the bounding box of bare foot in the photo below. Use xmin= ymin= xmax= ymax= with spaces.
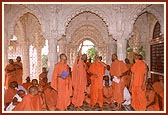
xmin=118 ymin=104 xmax=122 ymax=111
xmin=73 ymin=106 xmax=77 ymax=111
xmin=100 ymin=107 xmax=103 ymax=111
xmin=77 ymin=107 xmax=83 ymax=111
xmin=90 ymin=106 xmax=94 ymax=110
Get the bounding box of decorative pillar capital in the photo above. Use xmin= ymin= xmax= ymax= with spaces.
xmin=21 ymin=41 xmax=30 ymax=82
xmin=33 ymin=32 xmax=45 ymax=49
xmin=117 ymin=38 xmax=127 ymax=61
xmin=47 ymin=36 xmax=58 ymax=82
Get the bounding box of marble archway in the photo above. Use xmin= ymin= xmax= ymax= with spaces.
xmin=57 ymin=11 xmax=115 ymax=67
xmin=8 ymin=12 xmax=45 ymax=82
xmin=66 ymin=37 xmax=107 ymax=67
xmin=128 ymin=11 xmax=162 ymax=79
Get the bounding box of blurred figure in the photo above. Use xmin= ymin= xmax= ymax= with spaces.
xmin=12 ymin=81 xmax=27 ymax=94
xmin=87 ymin=55 xmax=106 ymax=110
xmin=110 ymin=54 xmax=128 ymax=110
xmin=39 ymin=67 xmax=48 ymax=86
xmin=14 ymin=56 xmax=23 ymax=85
xmin=130 ymin=54 xmax=147 ymax=111
xmin=31 ymin=79 xmax=38 ymax=87
xmin=103 ymin=81 xmax=113 ymax=104
xmin=51 ymin=53 xmax=72 ymax=111
xmin=5 ymin=59 xmax=16 ymax=89
xmin=13 ymin=86 xmax=42 ymax=111
xmin=152 ymin=75 xmax=164 ymax=110
xmin=103 ymin=65 xmax=112 ymax=86
xmin=4 ymin=81 xmax=18 ymax=110
xmin=22 ymin=76 xmax=32 ymax=91
xmin=72 ymin=43 xmax=87 ymax=110
xmin=6 ymin=90 xmax=26 ymax=111
xmin=124 ymin=58 xmax=133 ymax=89
xmin=44 ymin=83 xmax=58 ymax=111
xmin=146 ymin=84 xmax=160 ymax=111
xmin=84 ymin=79 xmax=91 ymax=105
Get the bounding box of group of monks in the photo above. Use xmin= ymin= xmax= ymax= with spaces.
xmin=4 ymin=56 xmax=23 ymax=89
xmin=4 ymin=44 xmax=164 ymax=111
xmin=4 ymin=71 xmax=58 ymax=111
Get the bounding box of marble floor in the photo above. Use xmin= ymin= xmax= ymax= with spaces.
xmin=66 ymin=102 xmax=135 ymax=111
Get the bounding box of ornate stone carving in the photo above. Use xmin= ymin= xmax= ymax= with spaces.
xmin=21 ymin=41 xmax=30 ymax=81
xmin=144 ymin=4 xmax=164 ymax=35
xmin=98 ymin=46 xmax=107 ymax=63
xmin=64 ymin=5 xmax=110 ymax=35
xmin=4 ymin=3 xmax=164 ymax=82
xmin=5 ymin=4 xmax=47 ymax=42
xmin=128 ymin=27 xmax=140 ymax=53
xmin=4 ymin=4 xmax=12 ymax=14
xmin=32 ymin=31 xmax=45 ymax=49
xmin=117 ymin=38 xmax=127 ymax=60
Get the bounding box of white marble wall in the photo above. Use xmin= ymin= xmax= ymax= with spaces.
xmin=3 ymin=4 xmax=164 ymax=82
xmin=47 ymin=37 xmax=57 ymax=82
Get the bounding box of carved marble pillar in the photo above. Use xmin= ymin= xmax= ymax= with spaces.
xmin=69 ymin=46 xmax=76 ymax=67
xmin=129 ymin=30 xmax=140 ymax=53
xmin=69 ymin=48 xmax=73 ymax=67
xmin=46 ymin=5 xmax=62 ymax=82
xmin=35 ymin=47 xmax=42 ymax=79
xmin=111 ymin=40 xmax=117 ymax=55
xmin=144 ymin=42 xmax=150 ymax=78
xmin=66 ymin=45 xmax=70 ymax=64
xmin=4 ymin=31 xmax=9 ymax=67
xmin=21 ymin=40 xmax=30 ymax=82
xmin=97 ymin=45 xmax=106 ymax=63
xmin=107 ymin=40 xmax=116 ymax=65
xmin=33 ymin=33 xmax=45 ymax=80
xmin=58 ymin=36 xmax=66 ymax=55
xmin=47 ymin=37 xmax=57 ymax=82
xmin=117 ymin=38 xmax=127 ymax=61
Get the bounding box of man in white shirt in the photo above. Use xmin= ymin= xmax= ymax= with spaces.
xmin=13 ymin=81 xmax=27 ymax=93
xmin=103 ymin=65 xmax=112 ymax=86
xmin=122 ymin=87 xmax=131 ymax=105
xmin=6 ymin=90 xmax=26 ymax=111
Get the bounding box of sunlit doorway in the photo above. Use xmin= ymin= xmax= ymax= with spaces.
xmin=78 ymin=40 xmax=98 ymax=62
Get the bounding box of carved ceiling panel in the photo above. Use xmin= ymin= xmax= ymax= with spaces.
xmin=4 ymin=4 xmax=164 ymax=44
xmin=134 ymin=12 xmax=158 ymax=43
xmin=65 ymin=11 xmax=108 ymax=45
xmin=19 ymin=12 xmax=42 ymax=44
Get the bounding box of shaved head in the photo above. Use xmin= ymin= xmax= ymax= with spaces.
xmin=16 ymin=56 xmax=21 ymax=62
xmin=9 ymin=59 xmax=14 ymax=64
xmin=112 ymin=53 xmax=117 ymax=61
xmin=32 ymin=79 xmax=38 ymax=86
xmin=18 ymin=90 xmax=26 ymax=98
xmin=60 ymin=53 xmax=67 ymax=63
xmin=138 ymin=54 xmax=143 ymax=60
xmin=28 ymin=86 xmax=38 ymax=95
xmin=81 ymin=54 xmax=87 ymax=62
xmin=95 ymin=55 xmax=100 ymax=61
